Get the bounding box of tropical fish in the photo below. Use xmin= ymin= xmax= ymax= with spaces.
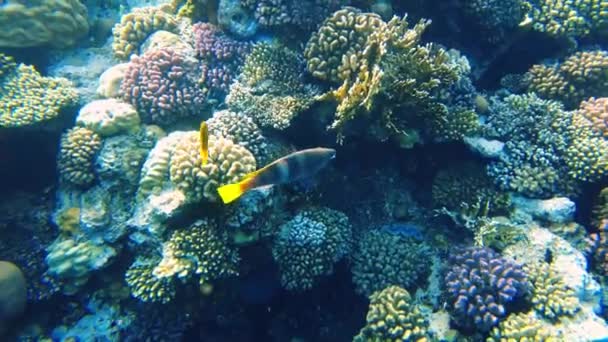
xmin=199 ymin=121 xmax=208 ymax=166
xmin=217 ymin=147 xmax=336 ymax=204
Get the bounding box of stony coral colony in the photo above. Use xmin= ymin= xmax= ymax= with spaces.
xmin=0 ymin=0 xmax=607 ymax=340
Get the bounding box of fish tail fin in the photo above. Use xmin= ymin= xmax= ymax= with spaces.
xmin=217 ymin=179 xmax=252 ymax=204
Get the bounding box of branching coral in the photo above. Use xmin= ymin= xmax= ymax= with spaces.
xmin=0 ymin=57 xmax=78 ymax=128
xmin=352 ymin=229 xmax=432 ymax=297
xmin=241 ymin=0 xmax=347 ymax=31
xmin=226 ymin=43 xmax=320 ymax=130
xmin=525 ymin=262 xmax=580 ymax=320
xmin=206 ymin=110 xmax=269 ymax=165
xmin=125 ymin=257 xmax=176 ymax=304
xmin=192 ymin=23 xmax=251 ymax=96
xmin=272 ymin=207 xmax=352 ymax=291
xmin=575 ymin=97 xmax=608 ymax=138
xmin=522 ymin=0 xmax=608 ymax=40
xmin=121 ymin=48 xmax=208 ymax=126
xmin=305 ymin=7 xmax=464 ymax=144
xmin=487 ymin=312 xmax=558 ymax=341
xmin=444 ymin=247 xmax=529 ymax=332
xmin=354 ymin=286 xmax=430 ymax=341
xmin=57 ymin=127 xmax=103 ymax=188
xmin=154 ymin=219 xmax=240 ymax=286
xmin=0 ymin=0 xmax=88 ymax=48
xmin=112 ymin=5 xmax=180 ymax=60
xmin=525 ymin=50 xmax=608 ymax=108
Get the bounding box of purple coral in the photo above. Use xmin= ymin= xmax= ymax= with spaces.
xmin=121 ymin=48 xmax=208 ymax=126
xmin=192 ymin=23 xmax=251 ymax=95
xmin=444 ymin=247 xmax=529 ymax=332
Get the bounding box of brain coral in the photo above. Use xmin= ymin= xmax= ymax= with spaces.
xmin=206 ymin=110 xmax=268 ymax=165
xmin=76 ymin=99 xmax=141 ymax=137
xmin=120 ymin=47 xmax=208 ymax=126
xmin=57 ymin=127 xmax=103 ymax=188
xmin=354 ymin=285 xmax=430 ymax=342
xmin=444 ymin=247 xmax=529 ymax=332
xmin=112 ymin=5 xmax=180 ymax=60
xmin=0 ymin=0 xmax=88 ymax=48
xmin=153 ymin=219 xmax=240 ymax=286
xmin=352 ymin=229 xmax=432 ymax=297
xmin=0 ymin=58 xmax=78 ymax=128
xmin=272 ymin=207 xmax=352 ymax=291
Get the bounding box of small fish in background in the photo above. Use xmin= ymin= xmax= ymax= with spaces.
xmin=199 ymin=120 xmax=208 ymax=166
xmin=217 ymin=147 xmax=336 ymax=204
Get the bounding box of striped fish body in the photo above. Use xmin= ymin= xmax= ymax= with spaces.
xmin=250 ymin=147 xmax=336 ymax=188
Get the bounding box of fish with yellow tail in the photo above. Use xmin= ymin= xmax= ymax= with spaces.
xmin=217 ymin=147 xmax=336 ymax=204
xmin=199 ymin=121 xmax=208 ymax=165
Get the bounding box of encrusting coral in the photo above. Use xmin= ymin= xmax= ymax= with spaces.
xmin=352 ymin=229 xmax=432 ymax=297
xmin=0 ymin=55 xmax=78 ymax=129
xmin=354 ymin=285 xmax=430 ymax=342
xmin=75 ymin=99 xmax=141 ymax=137
xmin=272 ymin=207 xmax=352 ymax=291
xmin=0 ymin=0 xmax=89 ymax=48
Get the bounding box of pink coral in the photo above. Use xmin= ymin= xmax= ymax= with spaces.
xmin=120 ymin=48 xmax=208 ymax=125
xmin=576 ymin=97 xmax=608 ymax=138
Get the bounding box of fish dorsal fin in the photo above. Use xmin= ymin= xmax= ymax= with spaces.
xmin=242 ymin=167 xmax=265 ymax=181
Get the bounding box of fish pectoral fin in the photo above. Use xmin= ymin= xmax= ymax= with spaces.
xmin=217 ymin=180 xmax=251 ymax=204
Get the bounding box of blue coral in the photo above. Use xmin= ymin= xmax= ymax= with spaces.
xmin=444 ymin=247 xmax=529 ymax=332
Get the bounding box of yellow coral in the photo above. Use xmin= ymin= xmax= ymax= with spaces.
xmin=487 ymin=311 xmax=559 ymax=341
xmin=0 ymin=0 xmax=89 ymax=48
xmin=525 ymin=262 xmax=580 ymax=320
xmin=57 ymin=127 xmax=103 ymax=187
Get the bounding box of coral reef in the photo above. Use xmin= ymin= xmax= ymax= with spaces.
xmin=463 ymin=0 xmax=526 ymax=43
xmin=487 ymin=312 xmax=557 ymax=341
xmin=575 ymin=97 xmax=608 ymax=138
xmin=0 ymin=55 xmax=78 ymax=128
xmin=125 ymin=257 xmax=176 ymax=304
xmin=240 ymin=0 xmax=347 ymax=31
xmin=525 ymin=262 xmax=580 ymax=320
xmin=153 ymin=219 xmax=240 ymax=286
xmin=0 ymin=0 xmax=89 ymax=48
xmin=272 ymin=207 xmax=352 ymax=291
xmin=352 ymin=229 xmax=432 ymax=296
xmin=76 ymin=99 xmax=141 ymax=137
xmin=444 ymin=247 xmax=529 ymax=332
xmin=354 ymin=285 xmax=430 ymax=341
xmin=57 ymin=127 xmax=103 ymax=188
xmin=525 ymin=50 xmax=608 ymax=109
xmin=217 ymin=0 xmax=258 ymax=38
xmin=112 ymin=5 xmax=180 ymax=60
xmin=121 ymin=48 xmax=208 ymax=126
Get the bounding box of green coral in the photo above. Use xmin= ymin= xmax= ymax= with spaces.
xmin=57 ymin=127 xmax=103 ymax=188
xmin=525 ymin=262 xmax=580 ymax=320
xmin=430 ymin=107 xmax=480 ymax=142
xmin=487 ymin=312 xmax=559 ymax=341
xmin=272 ymin=207 xmax=352 ymax=291
xmin=522 ymin=0 xmax=608 ymax=40
xmin=153 ymin=220 xmax=240 ymax=286
xmin=352 ymin=230 xmax=432 ymax=296
xmin=525 ymin=50 xmax=608 ymax=109
xmin=354 ymin=285 xmax=430 ymax=342
xmin=112 ymin=4 xmax=180 ymax=60
xmin=0 ymin=0 xmax=89 ymax=48
xmin=0 ymin=62 xmax=78 ymax=128
xmin=125 ymin=257 xmax=176 ymax=304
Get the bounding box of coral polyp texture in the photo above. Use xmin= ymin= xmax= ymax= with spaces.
xmin=487 ymin=312 xmax=557 ymax=341
xmin=226 ymin=42 xmax=320 ymax=130
xmin=206 ymin=110 xmax=268 ymax=165
xmin=137 ymin=130 xmax=256 ymax=204
xmin=112 ymin=5 xmax=180 ymax=60
xmin=272 ymin=207 xmax=352 ymax=291
xmin=0 ymin=0 xmax=88 ymax=48
xmin=352 ymin=229 xmax=432 ymax=297
xmin=75 ymin=99 xmax=141 ymax=137
xmin=192 ymin=23 xmax=251 ymax=96
xmin=353 ymin=286 xmax=430 ymax=342
xmin=522 ymin=0 xmax=608 ymax=40
xmin=125 ymin=257 xmax=176 ymax=304
xmin=575 ymin=97 xmax=608 ymax=138
xmin=240 ymin=0 xmax=347 ymax=30
xmin=153 ymin=220 xmax=240 ymax=286
xmin=57 ymin=127 xmax=103 ymax=188
xmin=444 ymin=247 xmax=529 ymax=332
xmin=525 ymin=49 xmax=608 ymax=108
xmin=525 ymin=262 xmax=580 ymax=320
xmin=120 ymin=47 xmax=207 ymax=126
xmin=0 ymin=55 xmax=78 ymax=128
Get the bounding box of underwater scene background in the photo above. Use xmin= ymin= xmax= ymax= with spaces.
xmin=0 ymin=0 xmax=608 ymax=341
